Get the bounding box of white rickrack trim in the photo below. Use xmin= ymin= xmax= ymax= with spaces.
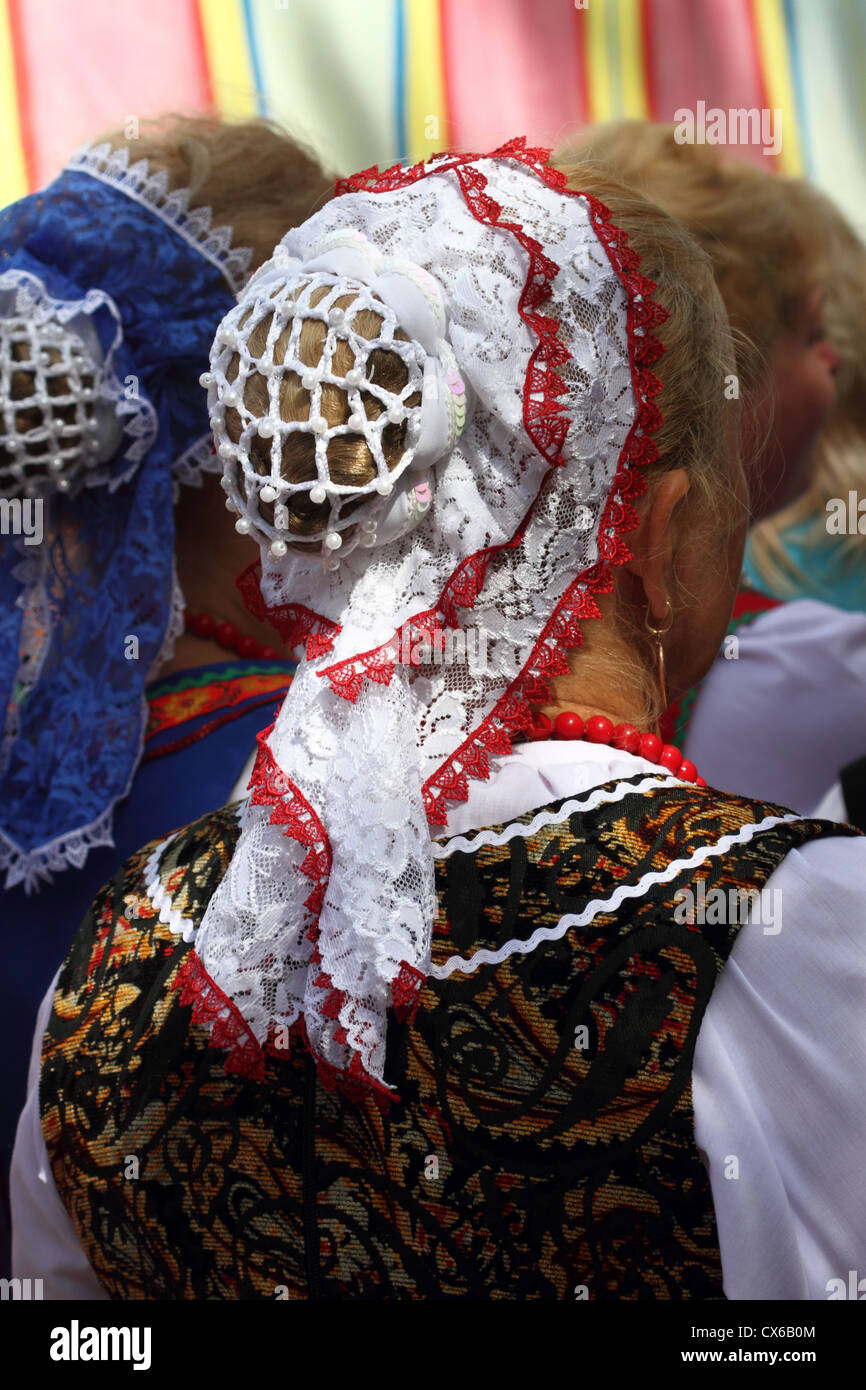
xmin=429 ymin=812 xmax=801 ymax=980
xmin=431 ymin=776 xmax=682 ymax=859
xmin=143 ymin=833 xmax=194 ymax=942
xmin=66 ymin=142 xmax=253 ymax=295
xmin=143 ymin=799 xmax=246 ymax=943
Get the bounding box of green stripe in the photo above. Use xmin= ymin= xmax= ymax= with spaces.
xmin=146 ymin=661 xmax=296 ymax=699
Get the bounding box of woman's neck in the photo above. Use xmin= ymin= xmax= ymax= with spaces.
xmin=537 ymin=605 xmax=658 ymax=733
xmin=157 ymin=474 xmax=285 ymax=679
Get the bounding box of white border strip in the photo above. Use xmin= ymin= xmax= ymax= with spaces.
xmin=429 ymin=813 xmax=800 ymax=979
xmin=432 ymin=776 xmax=681 ymax=858
xmin=142 ymin=832 xmax=197 ymax=942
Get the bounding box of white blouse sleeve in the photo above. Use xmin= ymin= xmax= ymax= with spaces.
xmin=12 ymin=809 xmax=866 ymax=1301
xmin=683 ymin=600 xmax=866 ymax=814
xmin=693 ymin=831 xmax=866 ymax=1300
xmin=10 ymin=967 xmax=107 ymax=1300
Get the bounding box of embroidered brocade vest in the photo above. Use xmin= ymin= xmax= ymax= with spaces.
xmin=39 ymin=779 xmax=852 ymax=1300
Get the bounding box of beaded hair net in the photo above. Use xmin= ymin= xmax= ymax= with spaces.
xmin=204 ymin=229 xmax=468 ymax=566
xmin=171 ymin=141 xmax=667 ymax=1101
xmin=0 ymin=143 xmax=245 ymax=890
xmin=0 ymin=303 xmax=124 ymax=497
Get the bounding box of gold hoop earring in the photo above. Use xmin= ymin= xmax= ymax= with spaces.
xmin=645 ymin=599 xmax=674 ymax=712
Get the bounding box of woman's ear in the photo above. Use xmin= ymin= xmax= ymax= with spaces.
xmin=624 ymin=468 xmax=690 ymax=619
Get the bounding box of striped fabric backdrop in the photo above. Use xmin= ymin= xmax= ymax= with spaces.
xmin=1 ymin=0 xmax=865 ymax=236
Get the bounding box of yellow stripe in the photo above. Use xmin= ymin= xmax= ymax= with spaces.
xmin=197 ymin=0 xmax=258 ymax=121
xmin=405 ymin=0 xmax=447 ymax=162
xmin=617 ymin=0 xmax=649 ymax=119
xmin=751 ymin=0 xmax=804 ymax=174
xmin=585 ymin=0 xmax=613 ymax=121
xmin=0 ymin=0 xmax=27 ymax=207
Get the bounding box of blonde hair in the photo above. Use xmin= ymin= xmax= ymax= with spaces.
xmin=97 ymin=113 xmax=333 ymax=275
xmin=556 ymin=120 xmax=866 ymax=591
xmin=230 ymin=155 xmax=741 ymax=724
xmin=0 ymin=115 xmax=332 ymax=484
xmin=226 ymin=285 xmax=419 ymax=539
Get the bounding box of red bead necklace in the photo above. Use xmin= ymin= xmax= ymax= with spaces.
xmin=184 ymin=608 xmax=282 ymax=662
xmin=526 ymin=710 xmax=706 ymax=786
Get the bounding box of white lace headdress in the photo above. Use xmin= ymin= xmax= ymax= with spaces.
xmin=178 ymin=140 xmax=666 ymax=1100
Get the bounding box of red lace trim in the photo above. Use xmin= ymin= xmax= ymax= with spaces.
xmin=175 ymin=950 xmax=396 ymax=1108
xmin=328 ymin=137 xmax=668 ymax=824
xmin=187 ymin=137 xmax=667 ymax=1101
xmin=173 ymin=719 xmax=408 ymax=1099
xmin=236 ymin=561 xmax=341 ymax=660
xmin=175 ymin=949 xmax=267 ymax=1081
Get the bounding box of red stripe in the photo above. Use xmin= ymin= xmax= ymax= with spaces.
xmin=640 ymin=0 xmax=660 ymax=120
xmin=732 ymin=589 xmax=782 ymax=620
xmin=188 ymin=0 xmax=215 ymax=112
xmin=6 ymin=0 xmax=36 ymax=190
xmin=643 ymin=0 xmax=770 ymax=168
xmin=437 ymin=0 xmax=455 ymax=151
xmin=440 ymin=0 xmax=587 ymax=152
xmin=14 ymin=0 xmax=212 ymax=189
xmin=142 ymin=692 xmax=289 ymax=761
xmin=571 ymin=0 xmax=590 ymax=126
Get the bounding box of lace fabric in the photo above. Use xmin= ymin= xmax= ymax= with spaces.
xmin=187 ymin=140 xmax=667 ymax=1097
xmin=0 ymin=156 xmax=244 ymax=889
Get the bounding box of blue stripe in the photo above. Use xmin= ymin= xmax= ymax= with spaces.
xmin=783 ymin=0 xmax=813 ymax=177
xmin=242 ymin=0 xmax=267 ymax=117
xmin=394 ymin=0 xmax=408 ymax=165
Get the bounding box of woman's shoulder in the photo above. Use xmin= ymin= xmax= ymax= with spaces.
xmin=54 ymin=801 xmax=245 ymax=1003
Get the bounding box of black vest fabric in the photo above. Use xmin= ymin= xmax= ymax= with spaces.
xmin=39 ymin=778 xmax=854 ymax=1299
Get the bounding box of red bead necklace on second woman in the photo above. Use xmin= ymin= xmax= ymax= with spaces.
xmin=525 ymin=710 xmax=705 ymax=786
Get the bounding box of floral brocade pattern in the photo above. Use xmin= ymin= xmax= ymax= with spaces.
xmin=39 ymin=784 xmax=852 ymax=1300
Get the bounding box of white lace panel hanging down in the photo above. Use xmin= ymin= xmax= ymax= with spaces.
xmin=189 ymin=145 xmax=659 ymax=1095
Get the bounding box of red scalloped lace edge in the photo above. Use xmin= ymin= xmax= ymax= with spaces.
xmin=323 ymin=136 xmax=668 ymax=823
xmin=236 ymin=561 xmax=341 ymax=660
xmin=172 ymin=719 xmax=425 ymax=1100
xmin=179 ymin=135 xmax=667 ymax=1100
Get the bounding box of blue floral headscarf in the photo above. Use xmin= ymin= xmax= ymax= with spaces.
xmin=0 ymin=142 xmax=249 ymax=890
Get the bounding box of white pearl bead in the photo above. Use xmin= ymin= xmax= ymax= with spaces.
xmin=361 ymin=531 xmax=377 ymax=547
xmin=258 ymin=419 xmax=275 ymax=438
xmin=220 ymin=475 xmax=231 ymax=490
xmin=51 ymin=457 xmax=65 ymax=471
xmin=324 ymin=557 xmax=341 ymax=572
xmin=223 ymin=389 xmax=241 ymax=408
xmin=301 ymin=372 xmax=316 ymax=391
xmin=345 ymin=368 xmax=362 ymax=388
xmin=225 ymin=497 xmax=236 ymax=511
xmin=260 ymin=483 xmax=278 ymax=503
xmin=311 ymin=416 xmax=328 ymax=436
xmin=387 ymin=402 xmax=404 ymax=423
xmin=328 ymin=307 xmax=345 ymax=326
xmin=309 ymin=484 xmax=327 ymax=504
xmin=199 ymin=372 xmax=213 ymax=387
xmin=270 ymin=539 xmax=288 ymax=558
xmin=375 ymin=476 xmax=392 ymax=496
xmin=209 ymin=415 xmax=222 ymax=431
xmin=361 ymin=518 xmax=377 ymax=533
xmin=347 ymin=412 xmax=365 ymax=431
xmin=324 ymin=531 xmax=342 ymax=550
xmin=57 ymin=478 xmax=70 ymax=491
xmin=218 ymin=327 xmax=237 ymax=347
xmin=235 ymin=518 xmax=252 ymax=535
xmin=218 ymin=441 xmax=234 ymax=458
